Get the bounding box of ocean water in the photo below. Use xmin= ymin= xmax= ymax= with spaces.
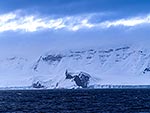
xmin=0 ymin=89 xmax=150 ymax=113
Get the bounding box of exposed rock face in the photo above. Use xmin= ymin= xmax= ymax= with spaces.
xmin=143 ymin=67 xmax=150 ymax=74
xmin=74 ymin=75 xmax=89 ymax=88
xmin=75 ymin=72 xmax=90 ymax=88
xmin=65 ymin=70 xmax=91 ymax=88
xmin=65 ymin=70 xmax=74 ymax=79
xmin=32 ymin=81 xmax=44 ymax=88
xmin=42 ymin=55 xmax=63 ymax=63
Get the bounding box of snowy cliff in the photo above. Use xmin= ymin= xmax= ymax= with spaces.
xmin=1 ymin=46 xmax=150 ymax=88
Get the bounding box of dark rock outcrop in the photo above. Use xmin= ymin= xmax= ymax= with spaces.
xmin=115 ymin=46 xmax=130 ymax=51
xmin=65 ymin=70 xmax=74 ymax=79
xmin=74 ymin=72 xmax=90 ymax=88
xmin=143 ymin=67 xmax=150 ymax=74
xmin=32 ymin=81 xmax=44 ymax=88
xmin=42 ymin=54 xmax=63 ymax=62
xmin=65 ymin=70 xmax=91 ymax=88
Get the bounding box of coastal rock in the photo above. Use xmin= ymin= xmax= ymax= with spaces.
xmin=32 ymin=81 xmax=44 ymax=88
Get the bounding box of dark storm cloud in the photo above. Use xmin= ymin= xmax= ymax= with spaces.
xmin=0 ymin=0 xmax=149 ymax=17
xmin=0 ymin=0 xmax=149 ymax=32
xmin=0 ymin=0 xmax=149 ymax=48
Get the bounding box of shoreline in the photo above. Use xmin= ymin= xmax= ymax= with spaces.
xmin=1 ymin=85 xmax=150 ymax=90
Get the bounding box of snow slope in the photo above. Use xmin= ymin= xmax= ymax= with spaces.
xmin=1 ymin=45 xmax=150 ymax=88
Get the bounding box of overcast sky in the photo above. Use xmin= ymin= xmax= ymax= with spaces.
xmin=0 ymin=0 xmax=150 ymax=56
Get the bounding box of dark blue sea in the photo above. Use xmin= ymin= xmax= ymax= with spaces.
xmin=0 ymin=89 xmax=150 ymax=113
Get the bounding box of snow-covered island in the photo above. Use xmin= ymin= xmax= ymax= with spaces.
xmin=1 ymin=46 xmax=150 ymax=89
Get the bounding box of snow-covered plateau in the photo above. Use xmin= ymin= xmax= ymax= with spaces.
xmin=1 ymin=45 xmax=150 ymax=89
